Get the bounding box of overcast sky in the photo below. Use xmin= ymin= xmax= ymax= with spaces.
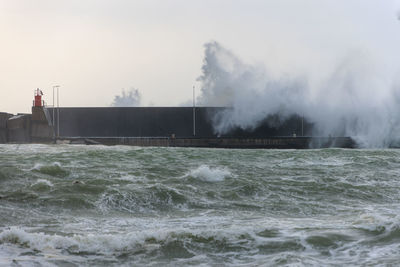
xmin=1 ymin=0 xmax=400 ymax=113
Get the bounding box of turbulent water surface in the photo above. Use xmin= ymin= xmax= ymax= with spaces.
xmin=1 ymin=144 xmax=400 ymax=266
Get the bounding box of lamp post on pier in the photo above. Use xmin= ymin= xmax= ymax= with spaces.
xmin=193 ymin=85 xmax=196 ymax=137
xmin=52 ymin=85 xmax=60 ymax=138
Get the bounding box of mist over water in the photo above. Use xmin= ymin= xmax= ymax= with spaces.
xmin=197 ymin=9 xmax=400 ymax=148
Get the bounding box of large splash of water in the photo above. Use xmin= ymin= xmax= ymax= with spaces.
xmin=194 ymin=1 xmax=400 ymax=148
xmin=197 ymin=37 xmax=400 ymax=148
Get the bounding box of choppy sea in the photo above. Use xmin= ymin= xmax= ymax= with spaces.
xmin=1 ymin=144 xmax=400 ymax=266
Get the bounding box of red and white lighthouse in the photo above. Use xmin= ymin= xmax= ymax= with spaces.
xmin=33 ymin=88 xmax=44 ymax=107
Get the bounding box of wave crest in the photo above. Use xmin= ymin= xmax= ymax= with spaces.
xmin=189 ymin=165 xmax=231 ymax=182
xmin=32 ymin=162 xmax=69 ymax=177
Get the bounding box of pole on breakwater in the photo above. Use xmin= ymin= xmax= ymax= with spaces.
xmin=52 ymin=85 xmax=60 ymax=138
xmin=193 ymin=85 xmax=196 ymax=136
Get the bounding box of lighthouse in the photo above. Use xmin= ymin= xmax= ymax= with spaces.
xmin=33 ymin=88 xmax=43 ymax=107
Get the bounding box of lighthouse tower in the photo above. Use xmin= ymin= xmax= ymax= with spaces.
xmin=31 ymin=88 xmax=54 ymax=142
xmin=33 ymin=88 xmax=43 ymax=107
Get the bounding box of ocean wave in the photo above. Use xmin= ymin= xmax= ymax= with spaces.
xmin=0 ymin=227 xmax=246 ymax=259
xmin=2 ymin=219 xmax=400 ymax=265
xmin=0 ymin=226 xmax=302 ymax=262
xmin=30 ymin=179 xmax=54 ymax=191
xmin=96 ymin=185 xmax=189 ymax=213
xmin=0 ymin=227 xmax=153 ymax=256
xmin=353 ymin=213 xmax=400 ymax=242
xmin=31 ymin=162 xmax=69 ymax=177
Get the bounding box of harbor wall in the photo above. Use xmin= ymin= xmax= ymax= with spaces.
xmin=47 ymin=107 xmax=313 ymax=138
xmin=30 ymin=107 xmax=54 ymax=143
xmin=6 ymin=114 xmax=31 ymax=143
xmin=59 ymin=136 xmax=355 ymax=149
xmin=0 ymin=108 xmax=54 ymax=144
xmin=0 ymin=112 xmax=13 ymax=143
xmin=0 ymin=106 xmax=355 ymax=148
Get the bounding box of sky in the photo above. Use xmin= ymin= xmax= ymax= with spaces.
xmin=1 ymin=0 xmax=400 ymax=114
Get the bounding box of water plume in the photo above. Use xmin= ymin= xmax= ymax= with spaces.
xmin=111 ymin=88 xmax=141 ymax=107
xmin=197 ymin=41 xmax=400 ymax=148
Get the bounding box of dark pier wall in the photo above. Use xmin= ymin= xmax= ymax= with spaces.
xmin=47 ymin=107 xmax=313 ymax=138
xmin=0 ymin=112 xmax=13 ymax=143
xmin=48 ymin=107 xmax=217 ymax=138
xmin=60 ymin=136 xmax=355 ymax=149
xmin=1 ymin=107 xmax=355 ymax=148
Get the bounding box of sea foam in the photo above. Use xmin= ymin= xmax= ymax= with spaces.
xmin=0 ymin=227 xmax=159 ymax=256
xmin=189 ymin=165 xmax=231 ymax=182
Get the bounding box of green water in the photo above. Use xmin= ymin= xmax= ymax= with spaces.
xmin=1 ymin=144 xmax=400 ymax=266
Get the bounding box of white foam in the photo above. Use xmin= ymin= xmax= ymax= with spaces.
xmin=0 ymin=227 xmax=163 ymax=256
xmin=0 ymin=218 xmax=263 ymax=257
xmin=189 ymin=165 xmax=231 ymax=182
xmin=3 ymin=215 xmax=398 ymax=266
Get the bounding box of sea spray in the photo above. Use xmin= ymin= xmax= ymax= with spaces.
xmin=197 ymin=4 xmax=400 ymax=149
xmin=189 ymin=165 xmax=231 ymax=182
xmin=197 ymin=41 xmax=400 ymax=148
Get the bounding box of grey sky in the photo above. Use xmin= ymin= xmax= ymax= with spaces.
xmin=1 ymin=0 xmax=400 ymax=113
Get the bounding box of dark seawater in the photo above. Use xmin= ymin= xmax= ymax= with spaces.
xmin=1 ymin=144 xmax=400 ymax=266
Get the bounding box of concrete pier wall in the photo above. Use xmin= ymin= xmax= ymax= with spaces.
xmin=59 ymin=136 xmax=355 ymax=149
xmin=47 ymin=107 xmax=313 ymax=138
xmin=0 ymin=108 xmax=54 ymax=144
xmin=0 ymin=106 xmax=355 ymax=148
xmin=30 ymin=107 xmax=54 ymax=143
xmin=7 ymin=114 xmax=31 ymax=143
xmin=0 ymin=112 xmax=13 ymax=143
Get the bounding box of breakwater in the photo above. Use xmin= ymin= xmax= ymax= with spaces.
xmin=0 ymin=107 xmax=355 ymax=148
xmin=0 ymin=107 xmax=53 ymax=144
xmin=46 ymin=107 xmax=312 ymax=138
xmin=59 ymin=136 xmax=355 ymax=149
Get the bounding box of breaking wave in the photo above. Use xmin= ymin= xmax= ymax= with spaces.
xmin=2 ymin=212 xmax=400 ymax=266
xmin=31 ymin=162 xmax=69 ymax=177
xmin=188 ymin=165 xmax=232 ymax=182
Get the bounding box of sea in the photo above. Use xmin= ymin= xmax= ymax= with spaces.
xmin=1 ymin=144 xmax=400 ymax=266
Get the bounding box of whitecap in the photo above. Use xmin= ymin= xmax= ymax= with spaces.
xmin=0 ymin=226 xmax=166 ymax=256
xmin=189 ymin=165 xmax=231 ymax=182
xmin=31 ymin=162 xmax=61 ymax=171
